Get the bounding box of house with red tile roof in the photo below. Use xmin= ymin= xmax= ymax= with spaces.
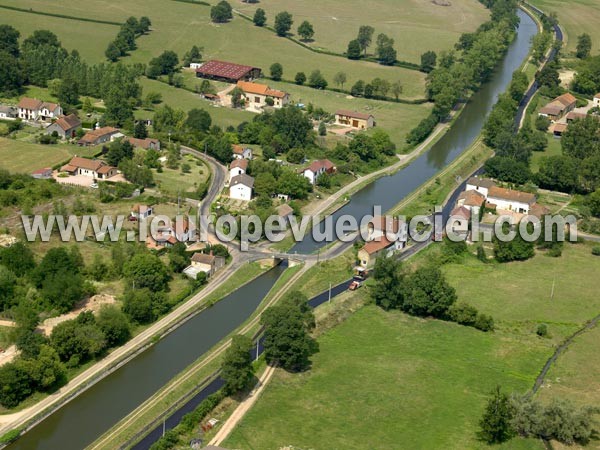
xmin=77 ymin=127 xmax=122 ymax=146
xmin=61 ymin=156 xmax=117 ymax=179
xmin=196 ymin=60 xmax=262 ymax=83
xmin=487 ymin=186 xmax=537 ymax=214
xmin=229 ymin=159 xmax=248 ymax=181
xmin=124 ymin=137 xmax=161 ymax=150
xmin=300 ymin=159 xmax=336 ymax=184
xmin=593 ymin=93 xmax=600 ymax=108
xmin=236 ymin=81 xmax=290 ymax=109
xmin=538 ymin=93 xmax=577 ymax=121
xmin=232 ymin=144 xmax=253 ymax=160
xmin=335 ymin=110 xmax=376 ymax=129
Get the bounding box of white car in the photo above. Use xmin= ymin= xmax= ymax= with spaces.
xmin=90 ymin=183 xmax=99 ymax=189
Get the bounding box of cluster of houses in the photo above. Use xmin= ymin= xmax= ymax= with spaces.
xmin=357 ymin=216 xmax=406 ymax=269
xmin=539 ymin=92 xmax=600 ymax=137
xmin=451 ymin=177 xmax=548 ymax=226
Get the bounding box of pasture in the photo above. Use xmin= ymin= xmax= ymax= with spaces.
xmin=224 ymin=305 xmax=547 ymax=450
xmin=236 ymin=0 xmax=490 ymax=64
xmin=529 ymin=0 xmax=600 ymax=56
xmin=0 ymin=0 xmax=427 ymax=94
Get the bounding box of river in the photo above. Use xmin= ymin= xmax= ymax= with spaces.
xmin=7 ymin=8 xmax=537 ymax=450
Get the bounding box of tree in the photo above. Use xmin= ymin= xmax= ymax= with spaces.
xmin=122 ymin=289 xmax=163 ymax=324
xmin=294 ymin=71 xmax=306 ymax=85
xmin=106 ymin=139 xmax=134 ymax=166
xmin=0 ymin=266 xmax=16 ymax=311
xmin=183 ymin=45 xmax=202 ymax=67
xmin=230 ymin=87 xmax=245 ymax=108
xmin=561 ymin=116 xmax=600 ymax=160
xmin=134 ymin=120 xmax=148 ymax=139
xmin=0 ymin=50 xmax=24 ymax=96
xmin=221 ymin=335 xmax=254 ymax=394
xmin=346 ymin=39 xmax=361 ymax=60
xmin=535 ymin=114 xmax=550 ymax=131
xmin=493 ymin=226 xmax=535 ymax=263
xmin=308 ymin=70 xmax=328 ymax=89
xmin=270 ymin=62 xmax=283 ymax=81
xmin=333 ymin=72 xmax=347 ymax=90
xmin=105 ymin=41 xmax=121 ymax=62
xmin=479 ymin=386 xmax=516 ymax=444
xmin=185 ymin=108 xmax=212 ymax=133
xmin=357 ymin=25 xmax=374 ymax=56
xmin=147 ymin=51 xmax=179 ymax=78
xmin=261 ymin=291 xmax=317 ymax=372
xmin=253 ymin=8 xmax=267 ymax=27
xmin=576 ymin=33 xmax=592 ymax=59
xmin=123 ymin=253 xmax=170 ymax=291
xmin=0 ymin=242 xmax=35 ymax=277
xmin=318 ymin=121 xmax=327 ymax=136
xmin=104 ymin=85 xmax=134 ymax=127
xmin=371 ymin=257 xmax=404 ymax=310
xmin=350 ymin=79 xmax=365 ymax=97
xmin=139 ymin=16 xmax=152 ymax=33
xmin=391 ymin=81 xmax=403 ymax=100
xmin=420 ymin=50 xmax=437 ymax=73
xmin=0 ymin=25 xmax=20 ymax=57
xmin=0 ymin=362 xmax=33 ymax=408
xmin=211 ymin=1 xmax=233 ymax=23
xmin=376 ymin=34 xmax=396 ymax=65
xmin=50 ymin=314 xmax=106 ymax=364
xmin=536 ymin=155 xmax=579 ymax=192
xmin=401 ymin=266 xmax=457 ymax=318
xmin=297 ymin=21 xmax=314 ymax=41
xmin=96 ymin=305 xmax=131 ymax=347
xmin=274 ymin=12 xmax=293 ymax=37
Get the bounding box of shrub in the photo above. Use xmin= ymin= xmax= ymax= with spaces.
xmin=592 ymin=246 xmax=600 ymax=256
xmin=474 ymin=314 xmax=495 ymax=332
xmin=536 ymin=323 xmax=549 ymax=337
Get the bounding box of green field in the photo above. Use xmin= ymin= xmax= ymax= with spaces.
xmin=443 ymin=243 xmax=600 ymax=341
xmin=0 ymin=138 xmax=97 ymax=173
xmin=0 ymin=0 xmax=427 ymax=94
xmin=236 ymin=0 xmax=489 ymax=64
xmin=153 ymin=154 xmax=210 ymax=195
xmin=224 ymin=305 xmax=546 ymax=450
xmin=529 ymin=0 xmax=600 ymax=56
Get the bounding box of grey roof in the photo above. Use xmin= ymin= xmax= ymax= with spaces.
xmin=0 ymin=105 xmax=17 ymax=114
xmin=467 ymin=177 xmax=496 ymax=189
xmin=230 ymin=173 xmax=255 ymax=189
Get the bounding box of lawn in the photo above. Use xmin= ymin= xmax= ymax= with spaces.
xmin=530 ymin=134 xmax=562 ymax=173
xmin=529 ymin=0 xmax=600 ymax=57
xmin=0 ymin=0 xmax=427 ymax=94
xmin=224 ymin=305 xmax=546 ymax=450
xmin=0 ymin=138 xmax=97 ymax=173
xmin=236 ymin=0 xmax=490 ymax=65
xmin=265 ymin=79 xmax=433 ymax=145
xmin=152 ymin=154 xmax=210 ymax=195
xmin=443 ymin=243 xmax=600 ymax=341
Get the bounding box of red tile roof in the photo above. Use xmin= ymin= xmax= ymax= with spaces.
xmin=369 ymin=215 xmax=403 ymax=233
xmin=230 ymin=159 xmax=248 ymax=170
xmin=125 ymin=137 xmax=160 ymax=149
xmin=304 ymin=159 xmax=335 ymax=174
xmin=361 ymin=237 xmax=394 ymax=255
xmin=191 ymin=252 xmax=215 ymax=264
xmin=450 ymin=206 xmax=471 ymax=220
xmin=335 ymin=110 xmax=374 ymax=120
xmin=232 ymin=144 xmax=250 ymax=155
xmin=17 ymin=97 xmax=43 ymax=110
xmin=54 ymin=114 xmax=81 ymax=131
xmin=196 ymin=60 xmax=260 ymax=81
xmin=458 ymin=189 xmax=485 ymax=207
xmin=488 ymin=186 xmax=536 ymax=205
xmin=555 ymin=93 xmax=577 ymax=107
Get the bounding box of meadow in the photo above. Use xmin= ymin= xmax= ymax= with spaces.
xmin=529 ymin=0 xmax=600 ymax=56
xmin=224 ymin=305 xmax=547 ymax=450
xmin=236 ymin=0 xmax=490 ymax=64
xmin=0 ymin=0 xmax=427 ymax=94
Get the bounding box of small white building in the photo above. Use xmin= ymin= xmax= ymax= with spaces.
xmin=229 ymin=174 xmax=254 ymax=201
xmin=229 ymin=159 xmax=248 ymax=182
xmin=189 ymin=62 xmax=203 ymax=70
xmin=300 ymin=159 xmax=335 ymax=185
xmin=232 ymin=144 xmax=253 ymax=160
xmin=487 ymin=186 xmax=536 ymax=214
xmin=594 ymin=93 xmax=600 ymax=108
xmin=465 ymin=177 xmax=496 ymax=198
xmin=131 ymin=204 xmax=154 ymax=220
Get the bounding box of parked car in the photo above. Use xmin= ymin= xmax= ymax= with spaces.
xmin=349 ymin=280 xmax=362 ymax=291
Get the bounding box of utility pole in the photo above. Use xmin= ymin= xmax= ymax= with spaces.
xmin=162 ymin=418 xmax=165 ymax=436
xmin=328 ymin=282 xmax=332 ymax=303
xmin=256 ymin=340 xmax=260 ymax=361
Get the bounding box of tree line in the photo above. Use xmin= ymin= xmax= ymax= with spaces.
xmin=105 ymin=16 xmax=151 ymax=62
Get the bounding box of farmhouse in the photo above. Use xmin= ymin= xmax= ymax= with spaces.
xmin=0 ymin=105 xmax=17 ymax=120
xmin=17 ymin=98 xmax=63 ymax=121
xmin=61 ymin=156 xmax=117 ymax=180
xmin=538 ymin=93 xmax=577 ymax=121
xmin=125 ymin=137 xmax=161 ymax=150
xmin=229 ymin=159 xmax=248 ymax=181
xmin=357 ymin=238 xmax=395 ymax=269
xmin=457 ymin=189 xmax=485 ymax=211
xmin=487 ymin=186 xmax=536 ymax=214
xmin=300 ymin=159 xmax=336 ymax=185
xmin=465 ymin=177 xmax=496 ymax=198
xmin=232 ymin=144 xmax=253 ymax=160
xmin=334 ymin=110 xmax=375 ymax=130
xmin=45 ymin=114 xmax=82 ymax=139
xmin=184 ymin=252 xmax=226 ymax=279
xmin=196 ymin=60 xmax=262 ymax=83
xmin=229 ymin=174 xmax=254 ymax=201
xmin=78 ymin=127 xmax=122 ymax=146
xmin=236 ymin=81 xmax=289 ymax=109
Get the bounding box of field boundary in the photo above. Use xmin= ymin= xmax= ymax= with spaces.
xmin=0 ymin=4 xmax=122 ymax=26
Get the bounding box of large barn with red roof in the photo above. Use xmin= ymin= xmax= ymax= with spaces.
xmin=195 ymin=60 xmax=262 ymax=83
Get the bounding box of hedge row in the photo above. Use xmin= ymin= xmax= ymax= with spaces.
xmin=0 ymin=4 xmax=122 ymax=26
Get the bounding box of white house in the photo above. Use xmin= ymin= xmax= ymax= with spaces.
xmin=0 ymin=105 xmax=17 ymax=120
xmin=465 ymin=177 xmax=496 ymax=198
xmin=229 ymin=159 xmax=248 ymax=182
xmin=236 ymin=81 xmax=290 ymax=109
xmin=456 ymin=189 xmax=485 ymax=212
xmin=487 ymin=186 xmax=536 ymax=214
xmin=184 ymin=251 xmax=226 ymax=279
xmin=229 ymin=174 xmax=254 ymax=201
xmin=17 ymin=98 xmax=62 ymax=121
xmin=594 ymin=93 xmax=600 ymax=108
xmin=232 ymin=144 xmax=253 ymax=160
xmin=300 ymin=159 xmax=335 ymax=185
xmin=366 ymin=215 xmax=405 ymax=250
xmin=131 ymin=204 xmax=154 ymax=220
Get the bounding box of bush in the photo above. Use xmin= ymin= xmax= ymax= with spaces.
xmin=449 ymin=302 xmax=478 ymax=326
xmin=474 ymin=314 xmax=495 ymax=332
xmin=592 ymin=246 xmax=600 ymax=256
xmin=536 ymin=323 xmax=549 ymax=337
